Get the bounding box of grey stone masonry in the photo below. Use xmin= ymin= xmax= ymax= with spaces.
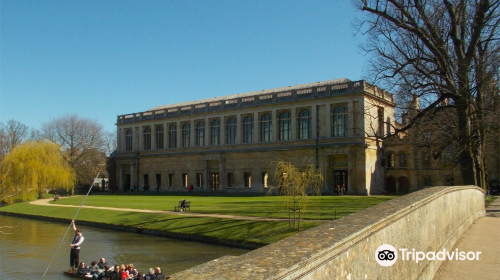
xmin=169 ymin=186 xmax=485 ymax=280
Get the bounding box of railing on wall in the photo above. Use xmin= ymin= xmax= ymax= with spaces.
xmin=116 ymin=80 xmax=393 ymax=124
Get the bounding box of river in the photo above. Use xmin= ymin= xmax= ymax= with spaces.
xmin=0 ymin=215 xmax=250 ymax=279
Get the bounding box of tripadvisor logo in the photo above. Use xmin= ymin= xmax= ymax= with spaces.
xmin=375 ymin=244 xmax=397 ymax=266
xmin=375 ymin=244 xmax=482 ymax=266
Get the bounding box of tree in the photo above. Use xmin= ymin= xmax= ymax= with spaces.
xmin=0 ymin=141 xmax=75 ymax=202
xmin=269 ymin=161 xmax=324 ymax=230
xmin=41 ymin=114 xmax=106 ymax=187
xmin=0 ymin=119 xmax=40 ymax=160
xmin=353 ymin=0 xmax=500 ymax=188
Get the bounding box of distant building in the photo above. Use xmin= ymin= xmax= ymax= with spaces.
xmin=114 ymin=78 xmax=396 ymax=194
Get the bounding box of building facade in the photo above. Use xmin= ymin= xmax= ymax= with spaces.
xmin=114 ymin=78 xmax=396 ymax=195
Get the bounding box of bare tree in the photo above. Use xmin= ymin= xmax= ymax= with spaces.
xmin=0 ymin=119 xmax=31 ymax=159
xmin=103 ymin=131 xmax=117 ymax=156
xmin=42 ymin=114 xmax=106 ymax=186
xmin=353 ymin=0 xmax=500 ymax=188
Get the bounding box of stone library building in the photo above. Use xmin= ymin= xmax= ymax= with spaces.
xmin=113 ymin=78 xmax=398 ymax=195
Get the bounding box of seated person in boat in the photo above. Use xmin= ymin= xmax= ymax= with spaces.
xmin=98 ymin=258 xmax=109 ymax=270
xmin=121 ymin=264 xmax=130 ymax=279
xmin=110 ymin=265 xmax=123 ymax=280
xmin=77 ymin=262 xmax=90 ymax=276
xmin=98 ymin=264 xmax=112 ymax=279
xmin=89 ymin=261 xmax=100 ymax=278
xmin=126 ymin=264 xmax=138 ymax=279
xmin=154 ymin=267 xmax=165 ymax=280
xmin=145 ymin=268 xmax=156 ymax=280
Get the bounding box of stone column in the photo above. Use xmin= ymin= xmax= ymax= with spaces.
xmin=219 ymin=156 xmax=225 ymax=191
xmin=139 ymin=125 xmax=143 ymax=151
xmin=190 ymin=120 xmax=195 ymax=147
xmin=117 ymin=128 xmax=122 ymax=152
xmin=130 ymin=164 xmax=135 ymax=192
xmin=325 ymin=103 xmax=332 ymax=138
xmin=205 ymin=117 xmax=210 ymax=146
xmin=163 ymin=123 xmax=167 ymax=149
xmin=119 ymin=164 xmax=123 ymax=192
xmin=220 ymin=116 xmax=225 ymax=147
xmin=176 ymin=121 xmax=181 ymax=148
xmin=254 ymin=112 xmax=259 ymax=143
xmin=236 ymin=114 xmax=242 ymax=144
xmin=348 ymin=101 xmax=354 ymax=137
xmin=204 ymin=160 xmax=209 ymax=191
xmin=291 ymin=107 xmax=297 ymax=140
xmin=312 ymin=105 xmax=318 ymax=139
xmin=272 ymin=109 xmax=277 ymax=142
xmin=323 ymin=155 xmax=330 ymax=193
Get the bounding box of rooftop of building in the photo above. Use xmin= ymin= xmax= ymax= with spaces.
xmin=149 ymin=78 xmax=351 ymax=111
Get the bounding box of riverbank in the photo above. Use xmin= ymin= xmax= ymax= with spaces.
xmin=0 ymin=194 xmax=396 ymax=248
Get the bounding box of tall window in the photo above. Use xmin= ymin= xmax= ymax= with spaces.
xmin=182 ymin=173 xmax=188 ymax=187
xmin=298 ymin=109 xmax=311 ymax=140
xmin=227 ymin=173 xmax=234 ymax=188
xmin=143 ymin=127 xmax=151 ymax=150
xmin=278 ymin=111 xmax=291 ymax=141
xmin=125 ymin=129 xmax=133 ymax=151
xmin=423 ymin=131 xmax=431 ymax=142
xmin=260 ymin=114 xmax=272 ymax=142
xmin=422 ymin=149 xmax=431 ymax=168
xmin=332 ymin=106 xmax=348 ymax=137
xmin=244 ymin=172 xmax=252 ymax=188
xmin=262 ymin=172 xmax=269 ymax=188
xmin=387 ymin=153 xmax=395 ymax=167
xmin=196 ymin=173 xmax=202 ymax=188
xmin=378 ymin=107 xmax=384 ymax=136
xmin=243 ymin=116 xmax=254 ymax=143
xmin=226 ymin=118 xmax=236 ymax=144
xmin=196 ymin=121 xmax=205 ymax=147
xmin=168 ymin=124 xmax=177 ymax=148
xmin=155 ymin=126 xmax=164 ymax=150
xmin=399 ymin=152 xmax=408 ymax=167
xmin=168 ymin=174 xmax=174 ymax=187
xmin=210 ymin=119 xmax=220 ymax=145
xmin=182 ymin=123 xmax=190 ymax=148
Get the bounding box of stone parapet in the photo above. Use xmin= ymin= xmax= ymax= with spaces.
xmin=169 ymin=186 xmax=485 ymax=279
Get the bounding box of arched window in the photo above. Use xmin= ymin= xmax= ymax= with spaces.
xmin=125 ymin=129 xmax=133 ymax=151
xmin=387 ymin=152 xmax=395 ymax=167
xmin=196 ymin=121 xmax=205 ymax=146
xmin=210 ymin=119 xmax=220 ymax=146
xmin=168 ymin=124 xmax=177 ymax=148
xmin=226 ymin=118 xmax=236 ymax=144
xmin=298 ymin=109 xmax=311 ymax=140
xmin=182 ymin=123 xmax=190 ymax=148
xmin=260 ymin=114 xmax=272 ymax=142
xmin=243 ymin=116 xmax=253 ymax=143
xmin=278 ymin=111 xmax=291 ymax=141
xmin=143 ymin=127 xmax=151 ymax=150
xmin=399 ymin=152 xmax=407 ymax=167
xmin=155 ymin=126 xmax=164 ymax=150
xmin=332 ymin=106 xmax=348 ymax=137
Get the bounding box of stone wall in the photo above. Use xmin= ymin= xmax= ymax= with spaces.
xmin=169 ymin=186 xmax=484 ymax=279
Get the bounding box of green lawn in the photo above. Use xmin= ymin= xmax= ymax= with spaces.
xmin=50 ymin=194 xmax=398 ymax=219
xmin=0 ymin=194 xmax=397 ymax=246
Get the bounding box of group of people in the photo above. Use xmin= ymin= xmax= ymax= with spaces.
xmin=69 ymin=220 xmax=168 ymax=280
xmin=336 ymin=184 xmax=346 ymax=196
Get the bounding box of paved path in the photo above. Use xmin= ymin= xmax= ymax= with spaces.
xmin=29 ymin=197 xmax=305 ymax=222
xmin=433 ymin=197 xmax=500 ymax=280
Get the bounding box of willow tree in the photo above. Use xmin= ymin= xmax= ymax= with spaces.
xmin=270 ymin=161 xmax=324 ymax=230
xmin=0 ymin=141 xmax=75 ymax=203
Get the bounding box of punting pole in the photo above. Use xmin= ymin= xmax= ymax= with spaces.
xmin=42 ymin=172 xmax=100 ymax=278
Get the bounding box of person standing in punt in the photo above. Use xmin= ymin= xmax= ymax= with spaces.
xmin=69 ymin=220 xmax=84 ymax=273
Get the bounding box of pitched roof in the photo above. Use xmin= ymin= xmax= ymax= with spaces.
xmin=150 ymin=78 xmax=351 ymax=111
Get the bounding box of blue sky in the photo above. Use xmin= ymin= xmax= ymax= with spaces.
xmin=1 ymin=0 xmax=368 ymax=133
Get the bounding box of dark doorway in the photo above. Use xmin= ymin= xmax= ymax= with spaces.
xmin=333 ymin=170 xmax=348 ymax=193
xmin=399 ymin=177 xmax=410 ymax=193
xmin=386 ymin=177 xmax=396 ymax=193
xmin=124 ymin=175 xmax=131 ymax=192
xmin=211 ymin=173 xmax=220 ymax=191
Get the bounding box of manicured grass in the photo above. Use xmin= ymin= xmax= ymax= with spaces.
xmin=50 ymin=194 xmax=398 ymax=220
xmin=0 ymin=202 xmax=321 ymax=245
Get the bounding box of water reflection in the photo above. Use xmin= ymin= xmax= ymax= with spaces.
xmin=0 ymin=215 xmax=249 ymax=279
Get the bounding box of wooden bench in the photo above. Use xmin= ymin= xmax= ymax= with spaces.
xmin=174 ymin=201 xmax=191 ymax=212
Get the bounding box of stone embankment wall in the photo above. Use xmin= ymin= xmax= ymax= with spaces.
xmin=170 ymin=186 xmax=485 ymax=280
